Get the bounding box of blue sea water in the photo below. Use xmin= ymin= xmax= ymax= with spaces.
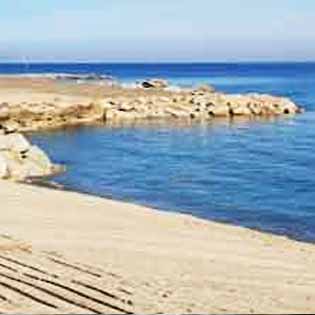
xmin=2 ymin=62 xmax=315 ymax=242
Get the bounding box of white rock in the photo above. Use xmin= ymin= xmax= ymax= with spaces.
xmin=2 ymin=121 xmax=19 ymax=134
xmin=26 ymin=146 xmax=52 ymax=171
xmin=0 ymin=154 xmax=9 ymax=179
xmin=3 ymin=134 xmax=30 ymax=153
xmin=0 ymin=106 xmax=9 ymax=119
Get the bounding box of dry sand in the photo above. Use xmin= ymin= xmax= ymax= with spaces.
xmin=0 ymin=180 xmax=315 ymax=314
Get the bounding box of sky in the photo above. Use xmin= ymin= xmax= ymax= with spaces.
xmin=1 ymin=0 xmax=315 ymax=62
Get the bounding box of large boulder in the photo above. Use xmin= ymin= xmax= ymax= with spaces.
xmin=0 ymin=154 xmax=9 ymax=179
xmin=0 ymin=133 xmax=62 ymax=181
xmin=208 ymin=103 xmax=230 ymax=117
xmin=0 ymin=133 xmax=30 ymax=153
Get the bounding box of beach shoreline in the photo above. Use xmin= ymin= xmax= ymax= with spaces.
xmin=25 ymin=172 xmax=314 ymax=245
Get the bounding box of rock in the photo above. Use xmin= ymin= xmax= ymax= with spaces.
xmin=0 ymin=104 xmax=9 ymax=120
xmin=2 ymin=121 xmax=19 ymax=134
xmin=248 ymin=103 xmax=262 ymax=115
xmin=7 ymin=133 xmax=30 ymax=153
xmin=55 ymin=73 xmax=113 ymax=83
xmin=0 ymin=154 xmax=9 ymax=179
xmin=192 ymin=85 xmax=216 ymax=96
xmin=13 ymin=152 xmax=56 ymax=179
xmin=0 ymin=133 xmax=30 ymax=153
xmin=0 ymin=132 xmax=61 ymax=181
xmin=26 ymin=146 xmax=52 ymax=171
xmin=110 ymin=111 xmax=138 ymax=121
xmin=280 ymin=98 xmax=301 ymax=114
xmin=230 ymin=105 xmax=252 ymax=116
xmin=165 ymin=108 xmax=190 ymax=118
xmin=191 ymin=96 xmax=208 ymax=107
xmin=159 ymin=96 xmax=171 ymax=103
xmin=103 ymin=109 xmax=116 ymax=121
xmin=141 ymin=79 xmax=168 ymax=89
xmin=99 ymin=100 xmax=114 ymax=111
xmin=226 ymin=99 xmax=253 ymax=116
xmin=118 ymin=103 xmax=135 ymax=112
xmin=208 ymin=103 xmax=230 ymax=117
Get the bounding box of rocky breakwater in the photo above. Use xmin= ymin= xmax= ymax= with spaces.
xmin=0 ymin=92 xmax=104 ymax=132
xmin=0 ymin=129 xmax=62 ymax=181
xmin=101 ymin=83 xmax=303 ymax=123
xmin=0 ymin=79 xmax=303 ymax=132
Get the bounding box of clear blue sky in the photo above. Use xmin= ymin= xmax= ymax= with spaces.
xmin=1 ymin=0 xmax=315 ymax=62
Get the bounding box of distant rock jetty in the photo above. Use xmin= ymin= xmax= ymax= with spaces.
xmin=54 ymin=73 xmax=116 ymax=84
xmin=0 ymin=76 xmax=303 ymax=133
xmin=102 ymin=83 xmax=302 ymax=122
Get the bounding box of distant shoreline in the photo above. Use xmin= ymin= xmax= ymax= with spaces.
xmin=2 ymin=60 xmax=315 ymax=65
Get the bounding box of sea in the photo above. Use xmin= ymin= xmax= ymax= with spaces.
xmin=2 ymin=62 xmax=315 ymax=242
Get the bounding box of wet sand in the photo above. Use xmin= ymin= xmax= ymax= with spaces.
xmin=1 ymin=180 xmax=315 ymax=314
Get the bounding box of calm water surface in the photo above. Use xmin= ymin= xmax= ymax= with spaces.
xmin=5 ymin=63 xmax=315 ymax=242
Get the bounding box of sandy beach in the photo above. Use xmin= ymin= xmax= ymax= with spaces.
xmin=1 ymin=180 xmax=315 ymax=314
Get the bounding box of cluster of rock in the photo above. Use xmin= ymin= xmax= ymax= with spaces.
xmin=101 ymin=83 xmax=303 ymax=123
xmin=0 ymin=129 xmax=62 ymax=181
xmin=0 ymin=95 xmax=104 ymax=132
xmin=0 ymin=82 xmax=303 ymax=133
xmin=54 ymin=73 xmax=116 ymax=85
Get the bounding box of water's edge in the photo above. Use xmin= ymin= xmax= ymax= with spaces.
xmin=29 ymin=114 xmax=315 ymax=245
xmin=27 ymin=174 xmax=311 ymax=246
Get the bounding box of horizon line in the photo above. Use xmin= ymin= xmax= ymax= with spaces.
xmin=1 ymin=60 xmax=315 ymax=64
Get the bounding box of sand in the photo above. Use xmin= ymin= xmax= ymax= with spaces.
xmin=0 ymin=180 xmax=315 ymax=314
